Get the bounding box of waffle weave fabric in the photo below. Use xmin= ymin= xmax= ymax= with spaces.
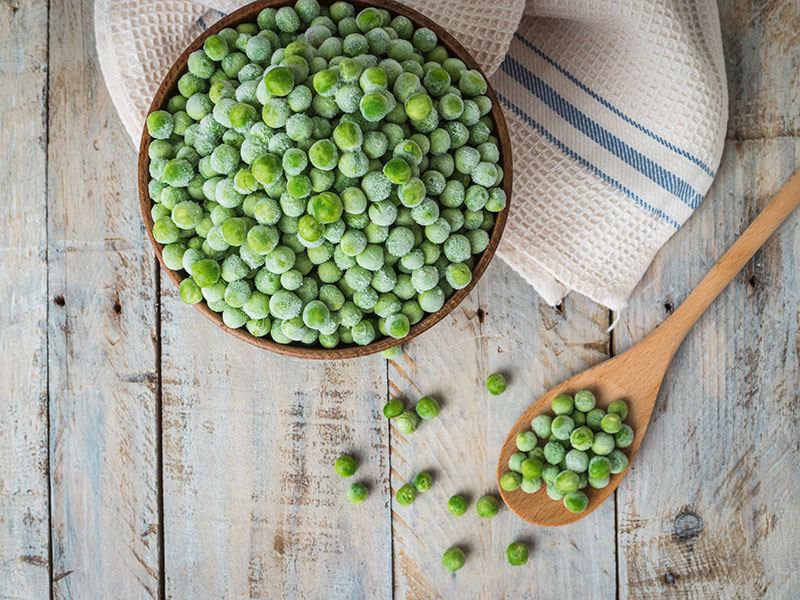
xmin=96 ymin=0 xmax=727 ymax=310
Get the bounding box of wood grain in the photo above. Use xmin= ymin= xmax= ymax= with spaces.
xmin=720 ymin=0 xmax=800 ymax=140
xmin=0 ymin=1 xmax=51 ymax=598
xmin=137 ymin=0 xmax=512 ymax=360
xmin=160 ymin=282 xmax=392 ymax=599
xmin=388 ymin=260 xmax=616 ymax=597
xmin=46 ymin=0 xmax=162 ymax=597
xmin=615 ymin=139 xmax=800 ymax=598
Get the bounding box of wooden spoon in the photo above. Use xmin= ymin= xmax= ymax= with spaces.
xmin=497 ymin=170 xmax=800 ymax=526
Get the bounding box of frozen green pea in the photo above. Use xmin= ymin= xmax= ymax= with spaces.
xmin=506 ymin=542 xmax=528 ymax=566
xmin=563 ymin=491 xmax=589 ymax=514
xmin=521 ymin=457 xmax=544 ymax=480
xmin=565 ymin=449 xmax=589 ymax=473
xmin=591 ymin=432 xmax=615 ymax=456
xmin=334 ymin=454 xmax=358 ymax=478
xmin=412 ymin=471 xmax=433 ymax=492
xmin=442 ymin=546 xmax=465 ymax=572
xmin=551 ymin=393 xmax=574 ymax=415
xmin=444 ymin=262 xmax=471 ymax=290
xmin=347 ymin=482 xmax=368 ymax=504
xmin=447 ymin=494 xmax=468 ymax=516
xmin=615 ymin=424 xmax=634 ymax=448
xmin=544 ymin=441 xmax=566 ymax=465
xmin=521 ymin=476 xmax=542 ymax=494
xmin=500 ymin=471 xmax=522 ymax=492
xmin=476 ymin=494 xmax=499 ymax=518
xmin=383 ymin=397 xmax=404 ymax=418
xmin=309 ymin=139 xmax=339 ymax=170
xmin=508 ymin=452 xmax=527 ymax=473
xmin=569 ymin=426 xmax=594 ymax=451
xmin=395 ymin=483 xmax=417 ymax=506
xmin=486 ymin=372 xmax=507 ymax=395
xmin=574 ymin=390 xmax=596 ymax=412
xmin=608 ymin=449 xmax=629 ymax=474
xmin=531 ymin=414 xmax=553 ymax=439
xmin=516 ymin=430 xmax=537 ymax=452
xmin=415 ymin=395 xmax=439 ymax=420
xmin=394 ymin=409 xmax=420 ymax=434
xmin=601 ymin=413 xmax=623 ymax=434
xmin=554 ymin=470 xmax=580 ymax=494
xmin=608 ymin=399 xmax=629 ymax=421
xmin=550 ymin=415 xmax=575 ymax=440
xmin=586 ymin=408 xmax=605 ymax=431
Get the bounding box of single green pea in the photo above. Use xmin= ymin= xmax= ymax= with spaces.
xmin=179 ymin=278 xmax=202 ymax=304
xmin=592 ymin=431 xmax=615 ymax=456
xmin=554 ymin=470 xmax=580 ymax=494
xmin=395 ymin=483 xmax=417 ymax=506
xmin=531 ymin=414 xmax=553 ymax=439
xmin=588 ymin=456 xmax=611 ymax=480
xmin=394 ymin=410 xmax=419 ymax=434
xmin=608 ymin=399 xmax=629 ymax=421
xmin=551 ymin=393 xmax=574 ymax=415
xmin=601 ymin=413 xmax=623 ymax=434
xmin=608 ymin=449 xmax=629 ymax=474
xmin=447 ymin=494 xmax=468 ymax=516
xmin=550 ymin=415 xmax=575 ymax=440
xmin=520 ymin=457 xmax=544 ymax=480
xmin=506 ymin=542 xmax=529 ymax=566
xmin=413 ymin=471 xmax=433 ymax=492
xmin=415 ymin=395 xmax=439 ymax=420
xmin=334 ymin=454 xmax=358 ymax=478
xmin=569 ymin=426 xmax=594 ymax=451
xmin=383 ymin=397 xmax=404 ymax=418
xmin=574 ymin=390 xmax=597 ymax=412
xmin=264 ymin=65 xmax=295 ymax=96
xmin=442 ymin=546 xmax=465 ymax=572
xmin=500 ymin=471 xmax=522 ymax=492
xmin=563 ymin=491 xmax=589 ymax=513
xmin=515 ymin=430 xmax=537 ymax=452
xmin=486 ymin=372 xmax=507 ymax=395
xmin=586 ymin=408 xmax=606 ymax=431
xmin=543 ymin=440 xmax=566 ymax=465
xmin=615 ymin=424 xmax=634 ymax=448
xmin=347 ymin=482 xmax=368 ymax=504
xmin=476 ymin=494 xmax=500 ymax=518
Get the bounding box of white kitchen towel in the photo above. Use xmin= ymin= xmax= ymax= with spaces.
xmin=96 ymin=0 xmax=727 ymax=310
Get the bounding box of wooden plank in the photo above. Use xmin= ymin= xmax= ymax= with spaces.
xmin=615 ymin=139 xmax=800 ymax=598
xmin=720 ymin=0 xmax=800 ymax=140
xmin=0 ymin=0 xmax=51 ymax=598
xmin=46 ymin=0 xmax=162 ymax=597
xmin=160 ymin=282 xmax=392 ymax=599
xmin=389 ymin=259 xmax=616 ymax=598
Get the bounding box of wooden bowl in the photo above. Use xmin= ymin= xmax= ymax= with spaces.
xmin=138 ymin=0 xmax=513 ymax=359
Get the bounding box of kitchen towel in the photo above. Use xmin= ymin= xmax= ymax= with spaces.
xmin=96 ymin=0 xmax=728 ymax=310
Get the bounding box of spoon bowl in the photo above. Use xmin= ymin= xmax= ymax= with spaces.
xmin=498 ymin=169 xmax=800 ymax=526
xmin=497 ymin=334 xmax=666 ymax=526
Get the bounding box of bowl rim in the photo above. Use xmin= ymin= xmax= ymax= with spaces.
xmin=138 ymin=0 xmax=513 ymax=359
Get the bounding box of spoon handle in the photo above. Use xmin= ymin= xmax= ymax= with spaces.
xmin=651 ymin=169 xmax=800 ymax=354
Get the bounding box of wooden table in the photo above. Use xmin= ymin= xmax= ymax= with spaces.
xmin=2 ymin=1 xmax=798 ymax=598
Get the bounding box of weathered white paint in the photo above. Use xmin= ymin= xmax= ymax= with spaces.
xmin=46 ymin=0 xmax=162 ymax=597
xmin=0 ymin=1 xmax=51 ymax=598
xmin=160 ymin=282 xmax=392 ymax=599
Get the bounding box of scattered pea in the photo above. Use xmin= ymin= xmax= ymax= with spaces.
xmin=383 ymin=397 xmax=404 ymax=418
xmin=347 ymin=482 xmax=368 ymax=504
xmin=395 ymin=482 xmax=417 ymax=506
xmin=413 ymin=471 xmax=433 ymax=492
xmin=476 ymin=494 xmax=499 ymax=518
xmin=415 ymin=395 xmax=440 ymax=420
xmin=447 ymin=494 xmax=468 ymax=516
xmin=334 ymin=454 xmax=358 ymax=477
xmin=485 ymin=372 xmax=507 ymax=395
xmin=442 ymin=546 xmax=466 ymax=572
xmin=506 ymin=541 xmax=529 ymax=566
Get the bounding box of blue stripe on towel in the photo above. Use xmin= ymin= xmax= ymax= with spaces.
xmin=498 ymin=93 xmax=681 ymax=230
xmin=514 ymin=33 xmax=715 ymax=178
xmin=501 ymin=55 xmax=704 ymax=210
